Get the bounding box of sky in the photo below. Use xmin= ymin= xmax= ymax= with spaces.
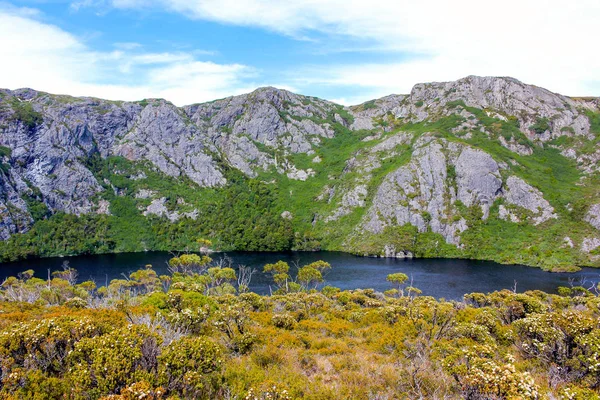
xmin=1 ymin=0 xmax=599 ymax=106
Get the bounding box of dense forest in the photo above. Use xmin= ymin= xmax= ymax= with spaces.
xmin=0 ymin=159 xmax=295 ymax=262
xmin=0 ymin=247 xmax=599 ymax=399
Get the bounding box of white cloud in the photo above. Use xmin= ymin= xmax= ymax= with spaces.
xmin=3 ymin=0 xmax=600 ymax=106
xmin=0 ymin=1 xmax=42 ymax=17
xmin=107 ymin=0 xmax=600 ymax=98
xmin=0 ymin=7 xmax=254 ymax=105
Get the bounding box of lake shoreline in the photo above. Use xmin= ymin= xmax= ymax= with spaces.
xmin=0 ymin=250 xmax=597 ymax=300
xmin=1 ymin=247 xmax=588 ymax=273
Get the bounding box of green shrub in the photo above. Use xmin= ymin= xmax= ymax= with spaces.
xmin=529 ymin=117 xmax=550 ymax=134
xmin=158 ymin=337 xmax=222 ymax=397
xmin=9 ymin=98 xmax=43 ymax=131
xmin=272 ymin=313 xmax=297 ymax=330
xmin=68 ymin=325 xmax=161 ymax=398
xmin=0 ymin=145 xmax=11 ymax=157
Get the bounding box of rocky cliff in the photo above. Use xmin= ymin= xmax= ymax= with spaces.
xmin=1 ymin=76 xmax=599 ymax=270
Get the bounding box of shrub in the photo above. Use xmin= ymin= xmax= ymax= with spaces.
xmin=158 ymin=337 xmax=222 ymax=398
xmin=272 ymin=314 xmax=297 ymax=330
xmin=64 ymin=297 xmax=88 ymax=309
xmin=68 ymin=325 xmax=161 ymax=398
xmin=529 ymin=117 xmax=551 ymax=134
xmin=9 ymin=99 xmax=43 ymax=131
xmin=0 ymin=315 xmax=119 ymax=378
xmin=244 ymin=382 xmax=292 ymax=400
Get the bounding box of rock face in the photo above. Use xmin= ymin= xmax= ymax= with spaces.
xmin=502 ymin=176 xmax=556 ymax=225
xmin=182 ymin=87 xmax=340 ymax=177
xmin=349 ymin=95 xmax=407 ymax=131
xmin=0 ymin=75 xmax=599 ymax=267
xmin=396 ymin=76 xmax=592 ymax=140
xmin=114 ymin=101 xmax=225 ymax=187
xmin=383 ymin=244 xmax=413 ymax=259
xmin=586 ymin=204 xmax=600 ymax=231
xmin=325 ymin=184 xmax=368 ymax=222
xmin=0 ymin=86 xmax=343 ymax=239
xmin=0 ymin=169 xmax=32 ymax=240
xmin=357 ymin=134 xmax=558 ymax=245
xmin=362 ymin=135 xmax=502 ymax=244
xmin=324 ymin=131 xmax=412 ymax=222
xmin=581 ymin=237 xmax=600 ymax=254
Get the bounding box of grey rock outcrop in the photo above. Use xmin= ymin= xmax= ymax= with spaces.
xmin=502 ymin=176 xmax=557 ymax=225
xmin=581 ymin=237 xmax=600 ymax=253
xmin=498 ymin=136 xmax=533 ymax=156
xmin=349 ymin=95 xmax=407 ymax=131
xmin=325 ymin=184 xmax=368 ymax=222
xmin=135 ymin=189 xmax=156 ymax=199
xmin=0 ymin=170 xmax=32 ymax=240
xmin=0 ymin=91 xmax=225 ymax=225
xmin=0 ymin=86 xmax=345 ymax=237
xmin=183 ymin=87 xmax=340 ymax=175
xmin=286 ymin=167 xmax=315 ymax=181
xmin=362 ymin=136 xmax=486 ymax=244
xmin=143 ymin=197 xmax=182 ymax=222
xmin=454 ymin=146 xmax=503 ymax=219
xmin=361 ymin=135 xmax=556 ymax=245
xmin=394 ymin=76 xmax=592 ymax=140
xmin=383 ymin=244 xmax=414 ymax=258
xmin=586 ymin=204 xmax=600 ymax=231
xmin=323 ymin=131 xmax=412 ymax=222
xmin=114 ymin=101 xmax=225 ymax=187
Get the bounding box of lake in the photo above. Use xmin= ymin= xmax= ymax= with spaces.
xmin=0 ymin=251 xmax=598 ymax=299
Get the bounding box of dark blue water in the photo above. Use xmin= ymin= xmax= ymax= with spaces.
xmin=0 ymin=251 xmax=598 ymax=299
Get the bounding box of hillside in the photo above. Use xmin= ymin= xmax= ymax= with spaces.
xmin=1 ymin=76 xmax=599 ymax=270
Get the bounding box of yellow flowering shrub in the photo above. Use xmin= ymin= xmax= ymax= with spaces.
xmin=0 ymin=262 xmax=598 ymax=399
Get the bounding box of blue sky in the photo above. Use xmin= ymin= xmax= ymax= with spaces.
xmin=1 ymin=0 xmax=599 ymax=105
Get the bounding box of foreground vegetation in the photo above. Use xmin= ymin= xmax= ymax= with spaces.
xmin=1 ymin=245 xmax=600 ymax=399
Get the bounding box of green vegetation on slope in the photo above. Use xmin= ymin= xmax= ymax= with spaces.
xmin=1 ymin=105 xmax=600 ymax=271
xmin=342 ymin=107 xmax=599 ymax=271
xmin=8 ymin=98 xmax=43 ymax=131
xmin=0 ymin=155 xmax=294 ymax=261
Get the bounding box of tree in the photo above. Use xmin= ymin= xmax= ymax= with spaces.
xmin=129 ymin=264 xmax=160 ymax=294
xmin=196 ymin=238 xmax=213 ymax=253
xmin=264 ymin=260 xmax=332 ymax=293
xmin=297 ymin=266 xmax=323 ymax=290
xmin=237 ymin=265 xmax=256 ymax=293
xmin=263 ymin=261 xmax=291 ymax=293
xmin=297 ymin=261 xmax=331 ymax=290
xmin=168 ymin=253 xmax=212 ymax=275
xmin=205 ymin=267 xmax=237 ymax=295
xmin=386 ymin=273 xmax=409 ymax=297
xmin=52 ymin=261 xmax=78 ymax=285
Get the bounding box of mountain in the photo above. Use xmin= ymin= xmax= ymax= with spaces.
xmin=1 ymin=76 xmax=599 ymax=270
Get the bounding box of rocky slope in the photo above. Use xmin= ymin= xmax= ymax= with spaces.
xmin=1 ymin=76 xmax=599 ymax=269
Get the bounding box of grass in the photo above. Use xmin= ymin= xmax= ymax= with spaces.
xmin=8 ymin=98 xmax=43 ymax=131
xmin=0 ymin=145 xmax=11 ymax=158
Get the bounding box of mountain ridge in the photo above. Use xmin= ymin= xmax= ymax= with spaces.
xmin=1 ymin=76 xmax=599 ymax=270
xmin=8 ymin=75 xmax=599 ymax=109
